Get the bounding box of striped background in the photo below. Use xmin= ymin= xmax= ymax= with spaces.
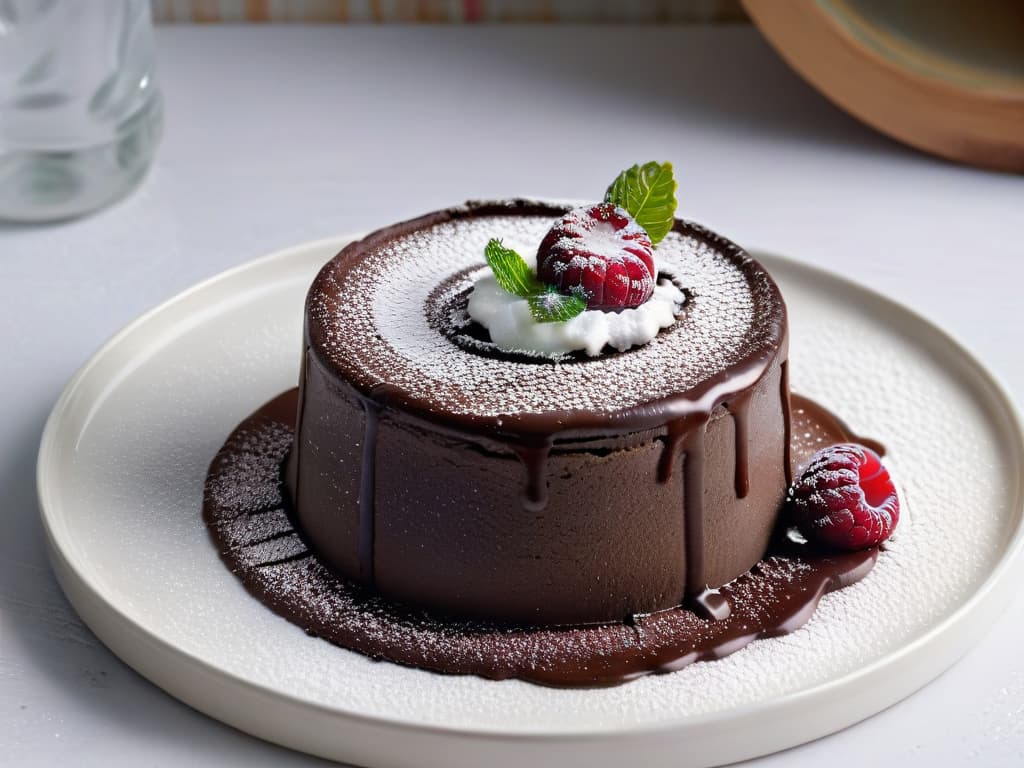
xmin=153 ymin=0 xmax=748 ymax=23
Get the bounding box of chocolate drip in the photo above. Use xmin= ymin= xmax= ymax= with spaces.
xmin=355 ymin=394 xmax=382 ymax=586
xmin=663 ymin=415 xmax=729 ymax=618
xmin=658 ymin=418 xmax=689 ymax=483
xmin=287 ymin=352 xmax=310 ymax=523
xmin=781 ymin=360 xmax=792 ymax=486
xmin=654 ymin=361 xmax=783 ymax=620
xmin=726 ymin=392 xmax=752 ymax=499
xmin=512 ymin=439 xmax=554 ymax=512
xmin=658 ymin=413 xmax=730 ymax=617
xmin=679 ymin=422 xmax=732 ymax=619
xmin=682 ymin=422 xmax=707 ymax=598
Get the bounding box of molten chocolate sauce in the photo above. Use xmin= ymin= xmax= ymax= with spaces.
xmin=203 ymin=388 xmax=881 ymax=687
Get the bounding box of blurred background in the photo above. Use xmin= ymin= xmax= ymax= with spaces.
xmin=1 ymin=0 xmax=1019 ymax=224
xmin=153 ymin=0 xmax=1024 ymax=174
xmin=152 ymin=0 xmax=748 ymax=23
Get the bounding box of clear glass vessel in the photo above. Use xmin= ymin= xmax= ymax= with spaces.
xmin=0 ymin=0 xmax=162 ymax=222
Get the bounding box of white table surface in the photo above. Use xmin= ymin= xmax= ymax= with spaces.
xmin=2 ymin=24 xmax=1022 ymax=767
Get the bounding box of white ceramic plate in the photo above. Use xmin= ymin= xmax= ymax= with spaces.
xmin=37 ymin=236 xmax=1024 ymax=767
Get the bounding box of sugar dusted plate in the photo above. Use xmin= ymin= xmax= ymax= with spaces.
xmin=37 ymin=235 xmax=1024 ymax=767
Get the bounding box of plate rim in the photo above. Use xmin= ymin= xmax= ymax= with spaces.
xmin=35 ymin=236 xmax=1024 ymax=751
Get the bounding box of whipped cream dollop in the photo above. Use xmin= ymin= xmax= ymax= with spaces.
xmin=467 ymin=262 xmax=685 ymax=358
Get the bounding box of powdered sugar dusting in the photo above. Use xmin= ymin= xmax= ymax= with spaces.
xmin=306 ymin=207 xmax=783 ymax=417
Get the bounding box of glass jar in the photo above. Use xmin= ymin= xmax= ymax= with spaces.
xmin=0 ymin=0 xmax=162 ymax=222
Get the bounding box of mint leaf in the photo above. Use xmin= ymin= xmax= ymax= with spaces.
xmin=484 ymin=238 xmax=586 ymax=323
xmin=527 ymin=287 xmax=587 ymax=324
xmin=484 ymin=238 xmax=544 ymax=298
xmin=604 ymin=161 xmax=677 ymax=244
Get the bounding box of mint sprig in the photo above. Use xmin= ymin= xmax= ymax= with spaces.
xmin=483 ymin=238 xmax=586 ymax=324
xmin=484 ymin=239 xmax=544 ymax=297
xmin=604 ymin=161 xmax=677 ymax=244
xmin=482 ymin=161 xmax=677 ymax=324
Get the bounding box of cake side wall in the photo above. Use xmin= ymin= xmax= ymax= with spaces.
xmin=290 ymin=352 xmax=364 ymax=581
xmin=286 ymin=350 xmax=789 ymax=627
xmin=371 ymin=413 xmax=686 ymax=626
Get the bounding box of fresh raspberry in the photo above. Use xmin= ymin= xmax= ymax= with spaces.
xmin=788 ymin=443 xmax=899 ymax=551
xmin=536 ymin=203 xmax=656 ymax=310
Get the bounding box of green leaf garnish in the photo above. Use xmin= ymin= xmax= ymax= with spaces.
xmin=483 ymin=239 xmax=587 ymax=324
xmin=604 ymin=161 xmax=677 ymax=244
xmin=527 ymin=287 xmax=587 ymax=324
xmin=484 ymin=238 xmax=544 ymax=298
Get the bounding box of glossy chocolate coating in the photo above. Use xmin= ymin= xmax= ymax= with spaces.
xmin=285 ymin=201 xmax=790 ymax=625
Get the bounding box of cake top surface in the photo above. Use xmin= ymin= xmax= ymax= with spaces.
xmin=306 ymin=201 xmax=786 ymax=434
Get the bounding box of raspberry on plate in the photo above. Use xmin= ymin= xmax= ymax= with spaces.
xmin=536 ymin=203 xmax=656 ymax=310
xmin=788 ymin=443 xmax=899 ymax=551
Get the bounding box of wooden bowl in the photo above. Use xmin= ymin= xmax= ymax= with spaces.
xmin=743 ymin=0 xmax=1024 ymax=172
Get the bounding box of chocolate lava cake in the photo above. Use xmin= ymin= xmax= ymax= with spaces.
xmin=283 ymin=199 xmax=791 ymax=626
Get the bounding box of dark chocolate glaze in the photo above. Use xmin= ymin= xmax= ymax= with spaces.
xmin=682 ymin=422 xmax=707 ymax=596
xmin=781 ymin=360 xmax=793 ymax=486
xmin=355 ymin=393 xmax=382 ymax=586
xmin=727 ymin=391 xmax=753 ymax=499
xmin=642 ymin=411 xmax=719 ymax=616
xmin=511 ymin=439 xmax=554 ymax=513
xmin=204 ymin=388 xmax=880 ymax=688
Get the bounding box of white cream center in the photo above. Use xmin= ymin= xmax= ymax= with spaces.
xmin=467 ymin=260 xmax=685 ymax=358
